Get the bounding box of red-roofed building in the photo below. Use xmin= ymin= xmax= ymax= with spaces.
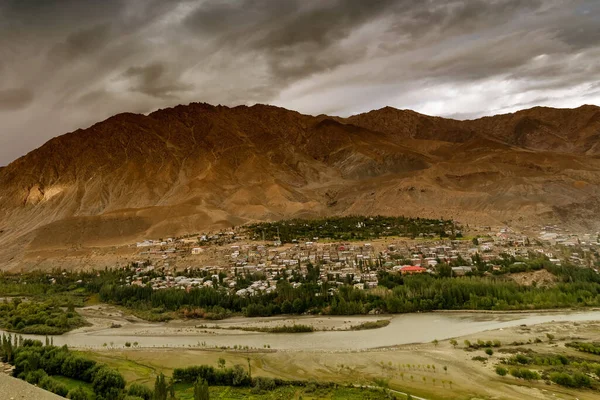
xmin=400 ymin=266 xmax=426 ymax=275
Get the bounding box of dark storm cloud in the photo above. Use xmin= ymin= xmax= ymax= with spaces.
xmin=183 ymin=0 xmax=397 ymax=82
xmin=0 ymin=88 xmax=34 ymax=111
xmin=1 ymin=0 xmax=599 ymax=166
xmin=123 ymin=63 xmax=192 ymax=99
xmin=48 ymin=24 xmax=113 ymax=62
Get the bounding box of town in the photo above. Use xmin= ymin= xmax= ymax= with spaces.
xmin=126 ymin=219 xmax=600 ymax=295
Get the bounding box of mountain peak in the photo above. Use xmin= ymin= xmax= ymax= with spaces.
xmin=0 ymin=102 xmax=599 ymax=270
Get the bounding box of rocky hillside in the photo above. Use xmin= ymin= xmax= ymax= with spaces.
xmin=0 ymin=103 xmax=599 ymax=269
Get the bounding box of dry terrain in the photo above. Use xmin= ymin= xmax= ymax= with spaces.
xmin=1 ymin=103 xmax=599 ymax=270
xmin=81 ymin=318 xmax=600 ymax=400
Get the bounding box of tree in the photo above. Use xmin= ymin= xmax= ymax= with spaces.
xmin=194 ymin=378 xmax=209 ymax=400
xmin=92 ymin=366 xmax=125 ymax=399
xmin=281 ymin=301 xmax=293 ymax=314
xmin=292 ymin=298 xmax=304 ymax=314
xmin=67 ymin=387 xmax=90 ymax=400
xmin=449 ymin=339 xmax=458 ymax=348
xmin=217 ymin=358 xmax=226 ymax=369
xmin=128 ymin=383 xmax=153 ymax=400
xmin=154 ymin=373 xmax=168 ymax=400
xmin=232 ymin=364 xmax=249 ymax=386
xmin=485 ymin=348 xmax=493 ymax=356
xmin=168 ymin=378 xmax=175 ymax=399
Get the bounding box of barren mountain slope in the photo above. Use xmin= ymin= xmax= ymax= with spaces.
xmin=0 ymin=103 xmax=598 ymax=270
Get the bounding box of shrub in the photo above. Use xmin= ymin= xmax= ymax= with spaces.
xmin=61 ymin=354 xmax=96 ymax=380
xmin=495 ymin=366 xmax=508 ymax=376
xmin=485 ymin=348 xmax=494 ymax=356
xmin=127 ymin=383 xmax=154 ymax=400
xmin=232 ymin=365 xmax=250 ymax=386
xmin=25 ymin=369 xmax=47 ymax=385
xmin=67 ymin=387 xmax=91 ymax=400
xmin=549 ymin=372 xmax=574 ymax=387
xmin=92 ymin=365 xmax=126 ymax=399
xmin=253 ymin=376 xmax=276 ymax=392
xmin=512 ymin=354 xmax=530 ymax=365
xmin=550 ymin=371 xmax=591 ymax=388
xmin=39 ymin=376 xmax=69 ymax=397
xmin=510 ymin=368 xmax=540 ymax=381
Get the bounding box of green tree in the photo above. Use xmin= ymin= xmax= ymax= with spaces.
xmin=169 ymin=378 xmax=175 ymax=399
xmin=281 ymin=300 xmax=293 ymax=314
xmin=67 ymin=387 xmax=90 ymax=400
xmin=154 ymin=373 xmax=168 ymax=400
xmin=194 ymin=378 xmax=209 ymax=400
xmin=128 ymin=383 xmax=153 ymax=400
xmin=92 ymin=366 xmax=125 ymax=399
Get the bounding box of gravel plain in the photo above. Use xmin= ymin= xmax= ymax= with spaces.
xmin=0 ymin=373 xmax=64 ymax=400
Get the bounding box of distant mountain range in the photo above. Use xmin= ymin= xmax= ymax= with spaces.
xmin=1 ymin=102 xmax=599 ymax=269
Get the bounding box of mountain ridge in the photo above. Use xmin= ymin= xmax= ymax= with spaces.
xmin=0 ymin=102 xmax=599 ymax=270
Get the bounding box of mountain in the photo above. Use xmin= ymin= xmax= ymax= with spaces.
xmin=1 ymin=103 xmax=599 ymax=270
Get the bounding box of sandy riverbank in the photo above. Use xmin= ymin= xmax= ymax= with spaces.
xmin=83 ymin=318 xmax=600 ymax=400
xmin=75 ymin=304 xmax=392 ymax=335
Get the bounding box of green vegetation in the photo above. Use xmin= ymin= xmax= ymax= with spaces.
xmin=349 ymin=320 xmax=391 ymax=331
xmin=97 ymin=272 xmax=600 ymax=320
xmin=566 ymin=341 xmax=600 ymax=355
xmin=1 ymin=333 xmax=391 ymax=399
xmin=193 ymin=378 xmax=209 ymax=400
xmin=173 ymin=384 xmax=392 ymax=399
xmin=463 ymin=339 xmax=501 ymax=350
xmin=0 ymin=298 xmax=87 ymax=334
xmin=2 ymin=264 xmax=599 ymax=330
xmin=0 ymin=332 xmax=127 ymax=399
xmin=245 ymin=215 xmax=459 ymax=243
xmin=230 ymin=324 xmax=315 ymax=333
xmin=495 ymin=348 xmax=600 ymax=390
xmin=509 ymin=368 xmax=540 ymax=381
xmin=549 ymin=372 xmax=592 ymax=388
xmin=0 ymin=235 xmax=599 ymax=328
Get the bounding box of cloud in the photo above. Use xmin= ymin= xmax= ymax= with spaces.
xmin=0 ymin=88 xmax=34 ymax=111
xmin=183 ymin=0 xmax=397 ymax=84
xmin=47 ymin=24 xmax=113 ymax=63
xmin=122 ymin=62 xmax=192 ymax=99
xmin=0 ymin=0 xmax=599 ymax=165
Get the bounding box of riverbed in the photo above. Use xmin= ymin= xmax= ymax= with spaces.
xmin=5 ymin=308 xmax=600 ymax=351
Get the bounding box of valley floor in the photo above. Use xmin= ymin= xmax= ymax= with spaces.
xmin=76 ymin=316 xmax=600 ymax=400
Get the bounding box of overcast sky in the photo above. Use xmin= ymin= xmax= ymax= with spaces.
xmin=1 ymin=0 xmax=599 ymax=166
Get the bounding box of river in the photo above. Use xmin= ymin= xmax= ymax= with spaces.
xmin=4 ymin=310 xmax=600 ymax=351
